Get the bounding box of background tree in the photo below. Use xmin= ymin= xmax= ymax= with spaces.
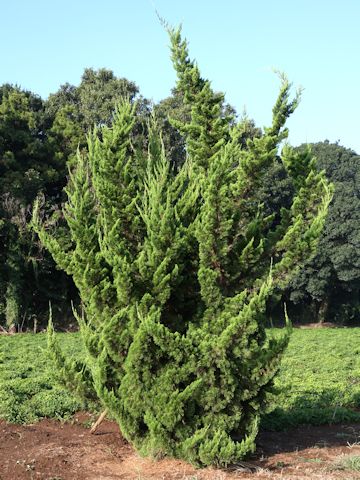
xmin=0 ymin=69 xmax=150 ymax=329
xmin=286 ymin=141 xmax=360 ymax=324
xmin=0 ymin=85 xmax=72 ymax=328
xmin=45 ymin=68 xmax=149 ymax=160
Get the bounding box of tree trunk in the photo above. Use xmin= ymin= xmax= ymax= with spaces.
xmin=318 ymin=298 xmax=329 ymax=324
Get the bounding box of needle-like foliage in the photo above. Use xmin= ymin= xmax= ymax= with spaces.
xmin=33 ymin=28 xmax=332 ymax=466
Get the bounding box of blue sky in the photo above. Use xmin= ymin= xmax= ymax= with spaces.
xmin=1 ymin=0 xmax=359 ymax=152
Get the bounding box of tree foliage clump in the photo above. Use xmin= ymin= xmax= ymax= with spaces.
xmin=0 ymin=85 xmax=72 ymax=328
xmin=287 ymin=142 xmax=360 ymax=324
xmin=33 ymin=28 xmax=332 ymax=466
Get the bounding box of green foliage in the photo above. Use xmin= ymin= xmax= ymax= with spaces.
xmin=33 ymin=28 xmax=331 ymax=466
xmin=0 ymin=85 xmax=75 ymax=329
xmin=0 ymin=69 xmax=149 ymax=330
xmin=45 ymin=68 xmax=149 ymax=166
xmin=46 ymin=68 xmax=141 ymax=132
xmin=287 ymin=142 xmax=360 ymax=324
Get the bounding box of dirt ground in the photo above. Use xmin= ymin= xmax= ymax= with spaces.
xmin=2 ymin=414 xmax=360 ymax=480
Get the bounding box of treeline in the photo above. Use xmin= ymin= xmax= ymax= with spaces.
xmin=0 ymin=70 xmax=359 ymax=329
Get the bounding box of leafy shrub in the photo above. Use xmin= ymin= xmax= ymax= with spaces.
xmin=33 ymin=28 xmax=331 ymax=466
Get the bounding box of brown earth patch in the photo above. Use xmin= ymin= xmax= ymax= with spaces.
xmin=2 ymin=414 xmax=360 ymax=479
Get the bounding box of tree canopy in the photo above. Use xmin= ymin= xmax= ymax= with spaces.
xmin=287 ymin=141 xmax=360 ymax=323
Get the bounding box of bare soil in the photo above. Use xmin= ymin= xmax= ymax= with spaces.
xmin=2 ymin=414 xmax=360 ymax=480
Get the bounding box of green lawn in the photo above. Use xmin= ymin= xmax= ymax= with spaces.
xmin=1 ymin=328 xmax=360 ymax=429
xmin=0 ymin=332 xmax=85 ymax=423
xmin=264 ymin=328 xmax=360 ymax=429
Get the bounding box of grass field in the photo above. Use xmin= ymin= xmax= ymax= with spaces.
xmin=0 ymin=332 xmax=85 ymax=423
xmin=263 ymin=328 xmax=360 ymax=429
xmin=1 ymin=328 xmax=360 ymax=429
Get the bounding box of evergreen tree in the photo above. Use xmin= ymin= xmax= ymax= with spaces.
xmin=33 ymin=28 xmax=332 ymax=466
